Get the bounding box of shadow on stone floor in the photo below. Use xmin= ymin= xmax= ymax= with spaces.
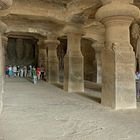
xmin=84 ymin=81 xmax=102 ymax=92
xmin=5 ymin=77 xmax=31 ymax=83
xmin=52 ymin=83 xmax=63 ymax=89
xmin=25 ymin=77 xmax=33 ymax=83
xmin=51 ymin=82 xmax=101 ymax=104
xmin=76 ymin=92 xmax=101 ymax=104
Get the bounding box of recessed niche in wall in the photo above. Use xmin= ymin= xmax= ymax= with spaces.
xmin=6 ymin=37 xmax=36 ymax=66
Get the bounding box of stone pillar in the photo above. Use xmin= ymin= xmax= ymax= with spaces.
xmin=38 ymin=40 xmax=47 ymax=69
xmin=0 ymin=22 xmax=7 ymax=114
xmin=2 ymin=36 xmax=8 ymax=64
xmin=44 ymin=35 xmax=60 ymax=83
xmin=92 ymin=42 xmax=103 ymax=84
xmin=95 ymin=0 xmax=140 ymax=109
xmin=0 ymin=0 xmax=13 ymax=114
xmin=130 ymin=23 xmax=140 ymax=71
xmin=2 ymin=36 xmax=8 ymax=93
xmin=64 ymin=23 xmax=84 ymax=92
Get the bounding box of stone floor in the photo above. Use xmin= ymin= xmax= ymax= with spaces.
xmin=0 ymin=78 xmax=140 ymax=140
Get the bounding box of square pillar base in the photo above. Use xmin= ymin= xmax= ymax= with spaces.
xmin=64 ymin=55 xmax=84 ymax=92
xmin=102 ymin=48 xmax=136 ymax=110
xmin=48 ymin=59 xmax=59 ymax=83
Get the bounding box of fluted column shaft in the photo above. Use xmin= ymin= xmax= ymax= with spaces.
xmin=64 ymin=23 xmax=84 ymax=92
xmin=45 ymin=39 xmax=60 ymax=83
xmin=96 ymin=1 xmax=140 ymax=109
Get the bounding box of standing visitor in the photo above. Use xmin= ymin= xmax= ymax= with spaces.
xmin=8 ymin=65 xmax=13 ymax=77
xmin=20 ymin=67 xmax=24 ymax=78
xmin=32 ymin=67 xmax=37 ymax=84
xmin=28 ymin=65 xmax=32 ymax=78
xmin=23 ymin=66 xmax=27 ymax=77
xmin=36 ymin=67 xmax=41 ymax=80
xmin=17 ymin=66 xmax=20 ymax=77
xmin=13 ymin=65 xmax=17 ymax=77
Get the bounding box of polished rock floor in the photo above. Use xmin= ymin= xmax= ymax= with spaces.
xmin=0 ymin=78 xmax=140 ymax=140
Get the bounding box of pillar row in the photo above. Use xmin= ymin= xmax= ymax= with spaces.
xmin=92 ymin=42 xmax=104 ymax=84
xmin=96 ymin=0 xmax=140 ymax=109
xmin=45 ymin=39 xmax=60 ymax=83
xmin=64 ymin=23 xmax=84 ymax=92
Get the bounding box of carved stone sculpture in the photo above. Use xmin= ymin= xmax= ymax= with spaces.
xmin=6 ymin=38 xmax=35 ymax=65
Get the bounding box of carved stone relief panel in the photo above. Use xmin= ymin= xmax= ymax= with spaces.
xmin=6 ymin=37 xmax=36 ymax=66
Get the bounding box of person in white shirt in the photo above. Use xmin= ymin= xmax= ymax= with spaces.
xmin=137 ymin=72 xmax=140 ymax=79
xmin=135 ymin=72 xmax=139 ymax=80
xmin=20 ymin=68 xmax=24 ymax=78
xmin=13 ymin=65 xmax=17 ymax=77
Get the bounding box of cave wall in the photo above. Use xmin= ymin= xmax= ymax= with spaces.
xmin=81 ymin=39 xmax=96 ymax=82
xmin=6 ymin=37 xmax=36 ymax=66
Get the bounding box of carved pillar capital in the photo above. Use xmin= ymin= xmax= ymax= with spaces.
xmin=44 ymin=40 xmax=60 ymax=46
xmin=92 ymin=42 xmax=104 ymax=53
xmin=64 ymin=23 xmax=84 ymax=57
xmin=0 ymin=0 xmax=13 ymax=10
xmin=44 ymin=35 xmax=60 ymax=49
xmin=101 ymin=0 xmax=133 ymax=5
xmin=96 ymin=1 xmax=140 ymax=52
xmin=47 ymin=32 xmax=58 ymax=40
xmin=96 ymin=1 xmax=140 ymax=22
xmin=0 ymin=21 xmax=7 ymax=34
xmin=64 ymin=22 xmax=85 ymax=35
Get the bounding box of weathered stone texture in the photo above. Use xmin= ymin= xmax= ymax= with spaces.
xmin=96 ymin=0 xmax=140 ymax=109
xmin=6 ymin=38 xmax=36 ymax=65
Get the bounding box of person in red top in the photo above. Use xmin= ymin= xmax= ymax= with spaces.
xmin=36 ymin=67 xmax=41 ymax=80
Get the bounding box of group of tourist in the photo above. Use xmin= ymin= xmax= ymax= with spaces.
xmin=6 ymin=65 xmax=27 ymax=78
xmin=5 ymin=65 xmax=46 ymax=84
